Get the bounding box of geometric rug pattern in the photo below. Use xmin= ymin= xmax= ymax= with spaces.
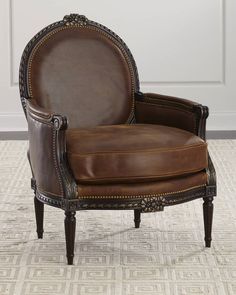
xmin=0 ymin=140 xmax=236 ymax=295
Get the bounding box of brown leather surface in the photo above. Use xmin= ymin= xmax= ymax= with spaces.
xmin=29 ymin=27 xmax=134 ymax=128
xmin=142 ymin=93 xmax=199 ymax=107
xmin=135 ymin=93 xmax=199 ymax=134
xmin=66 ymin=124 xmax=208 ymax=184
xmin=77 ymin=171 xmax=207 ymax=198
xmin=27 ymin=101 xmax=63 ymax=196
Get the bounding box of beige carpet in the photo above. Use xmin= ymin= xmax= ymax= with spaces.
xmin=0 ymin=140 xmax=236 ymax=295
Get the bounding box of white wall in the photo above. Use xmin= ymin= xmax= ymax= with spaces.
xmin=0 ymin=0 xmax=235 ymax=131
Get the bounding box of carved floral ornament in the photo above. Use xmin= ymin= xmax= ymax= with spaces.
xmin=63 ymin=14 xmax=88 ymax=27
xmin=140 ymin=196 xmax=165 ymax=212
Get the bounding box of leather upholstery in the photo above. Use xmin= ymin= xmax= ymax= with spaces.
xmin=27 ymin=99 xmax=63 ymax=196
xmin=77 ymin=172 xmax=207 ymax=198
xmin=66 ymin=124 xmax=208 ymax=184
xmin=135 ymin=93 xmax=200 ymax=134
xmin=29 ymin=27 xmax=134 ymax=128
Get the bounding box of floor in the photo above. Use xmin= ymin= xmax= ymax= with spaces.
xmin=0 ymin=140 xmax=235 ymax=295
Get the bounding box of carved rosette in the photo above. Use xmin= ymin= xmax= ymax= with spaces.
xmin=52 ymin=115 xmax=68 ymax=130
xmin=63 ymin=14 xmax=88 ymax=27
xmin=140 ymin=196 xmax=165 ymax=212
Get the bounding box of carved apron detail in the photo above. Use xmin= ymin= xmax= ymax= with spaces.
xmin=140 ymin=196 xmax=165 ymax=212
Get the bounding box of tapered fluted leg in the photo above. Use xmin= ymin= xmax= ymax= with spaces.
xmin=203 ymin=197 xmax=213 ymax=247
xmin=34 ymin=196 xmax=44 ymax=239
xmin=134 ymin=209 xmax=141 ymax=228
xmin=64 ymin=211 xmax=76 ymax=265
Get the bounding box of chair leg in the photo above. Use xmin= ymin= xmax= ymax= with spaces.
xmin=64 ymin=211 xmax=76 ymax=265
xmin=134 ymin=209 xmax=141 ymax=228
xmin=34 ymin=196 xmax=44 ymax=239
xmin=203 ymin=196 xmax=214 ymax=247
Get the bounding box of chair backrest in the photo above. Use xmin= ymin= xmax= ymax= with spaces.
xmin=19 ymin=14 xmax=139 ymax=128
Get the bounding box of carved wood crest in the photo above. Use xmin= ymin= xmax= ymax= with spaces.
xmin=63 ymin=14 xmax=88 ymax=26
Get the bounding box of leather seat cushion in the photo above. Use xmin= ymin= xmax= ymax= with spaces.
xmin=66 ymin=124 xmax=208 ymax=184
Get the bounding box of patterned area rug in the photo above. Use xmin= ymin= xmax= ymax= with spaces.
xmin=0 ymin=140 xmax=236 ymax=295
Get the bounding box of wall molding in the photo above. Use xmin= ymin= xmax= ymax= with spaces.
xmin=207 ymin=130 xmax=236 ymax=139
xmin=5 ymin=0 xmax=233 ymax=134
xmin=0 ymin=131 xmax=28 ymax=140
xmin=1 ymin=130 xmax=236 ymax=140
xmin=9 ymin=0 xmax=226 ymax=86
xmin=207 ymin=111 xmax=236 ymax=131
xmin=9 ymin=0 xmax=15 ymax=86
xmin=0 ymin=113 xmax=27 ymax=131
xmin=140 ymin=81 xmax=225 ymax=87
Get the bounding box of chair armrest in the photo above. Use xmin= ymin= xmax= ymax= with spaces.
xmin=27 ymin=98 xmax=55 ymax=120
xmin=26 ymin=99 xmax=77 ymax=199
xmin=135 ymin=92 xmax=209 ymax=140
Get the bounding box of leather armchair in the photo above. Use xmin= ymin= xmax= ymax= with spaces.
xmin=19 ymin=14 xmax=216 ymax=265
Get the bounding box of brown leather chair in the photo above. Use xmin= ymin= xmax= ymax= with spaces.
xmin=19 ymin=14 xmax=216 ymax=265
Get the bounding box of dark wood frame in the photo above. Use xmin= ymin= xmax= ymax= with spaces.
xmin=19 ymin=14 xmax=216 ymax=265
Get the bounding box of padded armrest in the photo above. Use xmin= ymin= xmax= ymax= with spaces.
xmin=26 ymin=99 xmax=77 ymax=198
xmin=27 ymin=98 xmax=55 ymax=120
xmin=135 ymin=92 xmax=209 ymax=140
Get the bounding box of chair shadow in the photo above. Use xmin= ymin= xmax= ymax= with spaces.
xmin=75 ymin=227 xmax=209 ymax=267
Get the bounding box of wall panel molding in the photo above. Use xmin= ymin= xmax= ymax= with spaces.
xmin=0 ymin=113 xmax=27 ymax=131
xmin=10 ymin=0 xmax=226 ymax=86
xmin=1 ymin=0 xmax=234 ymax=131
xmin=140 ymin=81 xmax=225 ymax=87
xmin=9 ymin=0 xmax=15 ymax=87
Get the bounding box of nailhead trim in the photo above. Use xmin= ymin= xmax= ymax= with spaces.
xmin=78 ymin=184 xmax=206 ymax=199
xmin=52 ymin=129 xmax=64 ymax=196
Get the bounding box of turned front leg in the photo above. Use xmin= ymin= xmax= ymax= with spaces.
xmin=64 ymin=211 xmax=76 ymax=265
xmin=134 ymin=209 xmax=141 ymax=228
xmin=203 ymin=197 xmax=214 ymax=247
